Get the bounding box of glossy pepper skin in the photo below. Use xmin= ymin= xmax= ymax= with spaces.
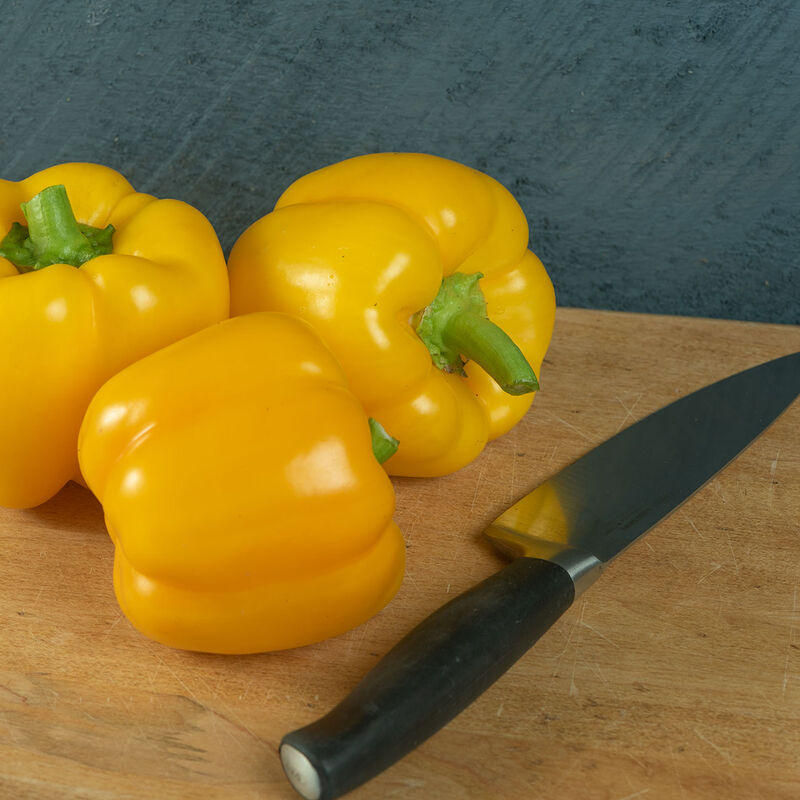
xmin=0 ymin=163 xmax=229 ymax=508
xmin=77 ymin=312 xmax=405 ymax=654
xmin=228 ymin=153 xmax=556 ymax=477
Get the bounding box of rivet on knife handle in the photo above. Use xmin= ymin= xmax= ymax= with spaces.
xmin=280 ymin=557 xmax=576 ymax=800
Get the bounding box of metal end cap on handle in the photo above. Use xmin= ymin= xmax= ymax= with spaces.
xmin=281 ymin=743 xmax=322 ymax=800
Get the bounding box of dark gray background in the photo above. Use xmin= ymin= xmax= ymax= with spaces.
xmin=2 ymin=0 xmax=798 ymax=323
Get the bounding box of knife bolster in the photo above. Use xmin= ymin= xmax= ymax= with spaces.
xmin=484 ymin=524 xmax=603 ymax=595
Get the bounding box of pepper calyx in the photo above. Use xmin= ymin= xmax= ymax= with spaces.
xmin=413 ymin=272 xmax=539 ymax=396
xmin=0 ymin=184 xmax=114 ymax=273
xmin=414 ymin=272 xmax=485 ymax=376
xmin=369 ymin=418 xmax=399 ymax=464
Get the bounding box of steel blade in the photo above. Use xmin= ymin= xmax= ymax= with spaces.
xmin=486 ymin=352 xmax=800 ymax=574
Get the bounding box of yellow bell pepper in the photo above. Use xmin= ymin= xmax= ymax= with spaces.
xmin=228 ymin=152 xmax=555 ymax=477
xmin=77 ymin=312 xmax=405 ymax=654
xmin=0 ymin=163 xmax=229 ymax=508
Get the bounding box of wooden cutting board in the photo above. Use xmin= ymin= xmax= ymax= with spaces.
xmin=1 ymin=308 xmax=798 ymax=800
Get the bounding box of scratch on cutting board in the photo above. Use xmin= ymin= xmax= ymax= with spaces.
xmin=386 ymin=777 xmax=428 ymax=795
xmin=43 ymin=687 xmax=60 ymax=708
xmin=539 ymin=409 xmax=598 ymax=444
xmin=755 ymin=687 xmax=778 ymax=712
xmin=710 ymin=479 xmax=728 ymax=504
xmin=614 ymin=393 xmax=644 ymax=432
xmin=569 ymin=655 xmax=579 ymax=697
xmin=345 ymin=620 xmax=369 ymax=659
xmin=186 ymin=666 xmax=222 ymax=703
xmin=781 ymin=652 xmax=792 ymax=697
xmin=694 ymin=728 xmax=734 ymax=765
xmin=238 ymin=677 xmax=255 ymax=703
xmin=101 ymin=612 xmax=123 ymax=639
xmin=146 ymin=658 xmax=164 ymax=693
xmin=396 ymin=492 xmax=426 ymax=541
xmin=569 ymin=601 xmax=588 ymax=696
xmin=696 ymin=562 xmax=722 ymax=584
xmin=627 ymin=752 xmax=648 ymax=771
xmin=406 ymin=496 xmax=427 ymax=540
xmin=723 ymin=529 xmax=740 ymax=573
xmin=538 ymin=620 xmax=579 ymax=710
xmin=150 ymin=651 xmax=264 ymax=749
xmin=557 ymin=600 xmax=584 ymax=658
xmin=580 ymin=619 xmax=620 ymax=648
xmin=616 ymin=789 xmax=650 ymax=800
xmin=690 ymin=742 xmax=744 ymax=794
xmin=535 ymin=597 xmax=587 ymax=710
xmin=151 ymin=652 xmax=204 ymax=708
xmin=203 ymin=698 xmax=264 ymax=752
xmin=117 ymin=694 xmax=148 ymax=742
xmin=469 ymin=464 xmax=487 ymax=512
xmin=589 ymin=658 xmax=609 ymax=685
xmin=682 ymin=513 xmax=705 ymax=541
xmin=715 ymin=589 xmax=726 ymax=621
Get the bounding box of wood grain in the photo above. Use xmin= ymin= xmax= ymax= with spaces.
xmin=1 ymin=308 xmax=798 ymax=799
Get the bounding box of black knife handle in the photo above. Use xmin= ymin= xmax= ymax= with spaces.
xmin=280 ymin=557 xmax=575 ymax=800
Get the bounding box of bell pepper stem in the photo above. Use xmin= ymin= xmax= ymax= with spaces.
xmin=22 ymin=184 xmax=96 ymax=266
xmin=0 ymin=184 xmax=115 ymax=272
xmin=442 ymin=312 xmax=539 ymax=395
xmin=414 ymin=272 xmax=539 ymax=395
xmin=369 ymin=418 xmax=399 ymax=464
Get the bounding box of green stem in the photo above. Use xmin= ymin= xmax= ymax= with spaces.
xmin=414 ymin=272 xmax=539 ymax=396
xmin=442 ymin=312 xmax=538 ymax=395
xmin=369 ymin=418 xmax=399 ymax=464
xmin=0 ymin=184 xmax=114 ymax=272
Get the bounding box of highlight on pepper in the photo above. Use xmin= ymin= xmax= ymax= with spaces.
xmin=78 ymin=312 xmax=405 ymax=655
xmin=227 ymin=152 xmax=556 ymax=478
xmin=0 ymin=162 xmax=229 ymax=508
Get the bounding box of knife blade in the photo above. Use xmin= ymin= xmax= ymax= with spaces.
xmin=280 ymin=351 xmax=800 ymax=800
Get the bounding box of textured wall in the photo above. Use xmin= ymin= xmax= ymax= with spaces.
xmin=2 ymin=0 xmax=798 ymax=322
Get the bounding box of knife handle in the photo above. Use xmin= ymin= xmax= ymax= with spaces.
xmin=280 ymin=557 xmax=575 ymax=800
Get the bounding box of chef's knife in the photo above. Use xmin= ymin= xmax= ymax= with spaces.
xmin=280 ymin=352 xmax=800 ymax=800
